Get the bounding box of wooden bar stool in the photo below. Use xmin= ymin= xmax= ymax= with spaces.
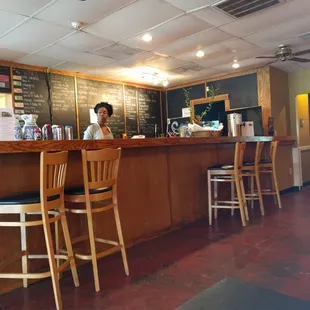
xmin=242 ymin=142 xmax=265 ymax=216
xmin=0 ymin=151 xmax=79 ymax=310
xmin=64 ymin=148 xmax=129 ymax=292
xmin=259 ymin=141 xmax=282 ymax=208
xmin=207 ymin=142 xmax=248 ymax=227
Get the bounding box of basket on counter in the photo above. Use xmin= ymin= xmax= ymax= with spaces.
xmin=191 ymin=130 xmax=222 ymax=138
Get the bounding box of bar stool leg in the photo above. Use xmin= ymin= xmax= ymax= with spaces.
xmin=20 ymin=213 xmax=28 ymax=288
xmin=42 ymin=214 xmax=63 ymax=310
xmin=214 ymin=177 xmax=218 ymax=220
xmin=272 ymin=168 xmax=282 ymax=209
xmin=113 ymin=205 xmax=129 ymax=275
xmin=231 ymin=182 xmax=235 ymax=216
xmin=55 ymin=219 xmax=61 ymax=280
xmin=60 ymin=205 xmax=79 ymax=287
xmin=85 ymin=200 xmax=100 ymax=292
xmin=255 ymin=169 xmax=265 ymax=216
xmin=207 ymin=171 xmax=212 ymax=226
xmin=240 ymin=177 xmax=249 ymax=221
xmin=235 ymin=178 xmax=246 ymax=227
xmin=250 ymin=176 xmax=254 ymax=209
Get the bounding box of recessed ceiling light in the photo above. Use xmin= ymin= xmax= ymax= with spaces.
xmin=162 ymin=80 xmax=169 ymax=87
xmin=142 ymin=34 xmax=152 ymax=42
xmin=232 ymin=62 xmax=240 ymax=69
xmin=232 ymin=59 xmax=240 ymax=68
xmin=196 ymin=50 xmax=205 ymax=58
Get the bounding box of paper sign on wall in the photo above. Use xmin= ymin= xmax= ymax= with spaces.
xmin=182 ymin=107 xmax=191 ymax=118
xmin=0 ymin=108 xmax=15 ymax=141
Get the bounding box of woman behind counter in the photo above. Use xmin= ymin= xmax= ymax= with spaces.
xmin=84 ymin=102 xmax=114 ymax=140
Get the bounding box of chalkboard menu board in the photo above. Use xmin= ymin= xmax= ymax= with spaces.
xmin=77 ymin=78 xmax=125 ymax=139
xmin=208 ymin=73 xmax=258 ymax=109
xmin=138 ymin=88 xmax=161 ymax=138
xmin=49 ymin=74 xmax=77 ymax=137
xmin=0 ymin=66 xmax=11 ymax=93
xmin=167 ymin=83 xmax=206 ymax=118
xmin=12 ymin=68 xmax=50 ymax=127
xmin=124 ymin=85 xmax=138 ymax=137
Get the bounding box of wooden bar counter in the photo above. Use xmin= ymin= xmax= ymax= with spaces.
xmin=0 ymin=136 xmax=295 ymax=294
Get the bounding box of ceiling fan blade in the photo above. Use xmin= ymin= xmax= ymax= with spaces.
xmin=293 ymin=49 xmax=310 ymax=56
xmin=256 ymin=56 xmax=275 ymax=59
xmin=290 ymin=57 xmax=310 ymax=63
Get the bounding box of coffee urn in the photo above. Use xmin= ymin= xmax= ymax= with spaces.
xmin=227 ymin=113 xmax=242 ymax=137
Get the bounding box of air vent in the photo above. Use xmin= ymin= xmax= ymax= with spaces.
xmin=214 ymin=0 xmax=281 ymax=18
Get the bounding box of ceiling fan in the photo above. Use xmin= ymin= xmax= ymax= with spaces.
xmin=256 ymin=44 xmax=310 ymax=63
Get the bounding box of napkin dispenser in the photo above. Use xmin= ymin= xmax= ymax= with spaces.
xmin=241 ymin=121 xmax=255 ymax=136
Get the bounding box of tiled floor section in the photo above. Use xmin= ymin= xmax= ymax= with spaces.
xmin=1 ymin=187 xmax=310 ymax=309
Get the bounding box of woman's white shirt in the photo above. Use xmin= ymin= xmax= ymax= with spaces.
xmin=83 ymin=123 xmax=113 ymax=140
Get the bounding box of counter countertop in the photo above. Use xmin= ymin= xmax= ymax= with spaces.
xmin=0 ymin=136 xmax=296 ymax=154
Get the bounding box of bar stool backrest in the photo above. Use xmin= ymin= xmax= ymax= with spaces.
xmin=234 ymin=142 xmax=246 ymax=172
xmin=270 ymin=141 xmax=278 ymax=164
xmin=81 ymin=148 xmax=121 ymax=194
xmin=40 ymin=151 xmax=68 ymax=206
xmin=255 ymin=142 xmax=264 ymax=166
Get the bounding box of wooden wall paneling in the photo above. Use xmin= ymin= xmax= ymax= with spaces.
xmin=257 ymin=67 xmax=272 ymax=135
xmin=269 ymin=67 xmax=290 ymax=136
xmin=167 ymin=144 xmax=218 ymax=226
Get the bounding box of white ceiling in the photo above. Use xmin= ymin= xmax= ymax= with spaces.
xmin=0 ymin=0 xmax=310 ymax=87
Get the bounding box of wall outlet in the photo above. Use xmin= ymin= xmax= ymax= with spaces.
xmin=289 ymin=168 xmax=292 ymax=175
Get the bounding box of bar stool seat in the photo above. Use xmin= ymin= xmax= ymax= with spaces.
xmin=243 ymin=159 xmax=271 ymax=166
xmin=208 ymin=164 xmax=234 ymax=171
xmin=65 ymin=186 xmax=112 ymax=196
xmin=0 ymin=192 xmax=59 ymax=205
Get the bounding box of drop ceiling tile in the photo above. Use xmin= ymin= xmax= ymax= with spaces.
xmin=155 ymin=28 xmax=233 ymax=56
xmin=170 ymin=62 xmax=206 ymax=74
xmin=0 ymin=0 xmax=52 ymax=16
xmin=121 ymin=14 xmax=212 ymax=51
xmin=192 ymin=7 xmax=235 ymax=27
xmin=220 ymin=38 xmax=259 ymax=52
xmin=243 ymin=15 xmax=310 ymax=48
xmin=86 ymin=64 xmax=126 ymax=78
xmin=84 ymin=0 xmax=184 ymax=41
xmin=0 ymin=10 xmax=28 ymax=36
xmin=147 ymin=56 xmax=191 ymax=71
xmin=57 ymin=32 xmax=113 ymax=53
xmin=213 ymin=57 xmax=271 ymax=72
xmin=115 ymin=51 xmax=162 ymax=66
xmin=17 ymin=54 xmax=62 ymax=67
xmin=52 ymin=62 xmax=93 ymax=73
xmin=0 ymin=48 xmax=27 ymax=61
xmin=36 ymin=45 xmax=115 ymax=67
xmin=164 ymin=0 xmax=218 ymax=12
xmin=93 ymin=43 xmax=142 ymax=60
xmin=35 ymin=0 xmax=136 ymax=28
xmin=0 ymin=18 xmax=73 ymax=53
xmin=270 ymin=61 xmax=304 ymax=73
xmin=220 ymin=0 xmax=310 ymax=37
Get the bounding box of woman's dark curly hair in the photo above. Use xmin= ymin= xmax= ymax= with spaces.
xmin=94 ymin=102 xmax=113 ymax=117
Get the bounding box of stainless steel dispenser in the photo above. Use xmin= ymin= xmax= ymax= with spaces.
xmin=227 ymin=113 xmax=242 ymax=137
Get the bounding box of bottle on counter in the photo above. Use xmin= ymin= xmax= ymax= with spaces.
xmin=14 ymin=116 xmax=23 ymax=141
xmin=21 ymin=114 xmax=39 ymax=140
xmin=42 ymin=124 xmax=53 ymax=140
xmin=56 ymin=125 xmax=64 ymax=140
xmin=65 ymin=125 xmax=73 ymax=140
xmin=34 ymin=127 xmax=42 ymax=140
